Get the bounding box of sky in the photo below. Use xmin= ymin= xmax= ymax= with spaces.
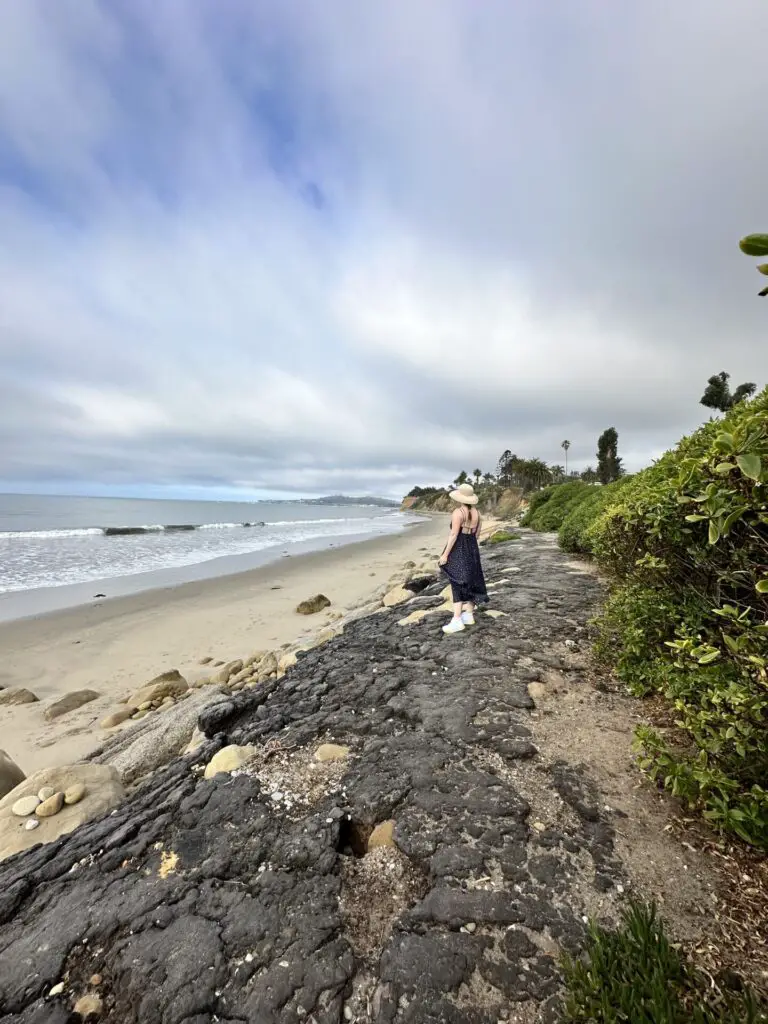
xmin=0 ymin=1 xmax=766 ymax=501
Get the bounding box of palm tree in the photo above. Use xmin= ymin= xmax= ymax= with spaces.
xmin=524 ymin=458 xmax=552 ymax=490
xmin=700 ymin=371 xmax=756 ymax=414
xmin=550 ymin=464 xmax=565 ymax=483
xmin=561 ymin=440 xmax=571 ymax=477
xmin=473 ymin=468 xmax=482 ymax=486
xmin=453 ymin=470 xmax=469 ymax=488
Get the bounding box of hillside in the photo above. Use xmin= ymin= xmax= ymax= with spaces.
xmin=402 ymin=484 xmax=525 ymax=518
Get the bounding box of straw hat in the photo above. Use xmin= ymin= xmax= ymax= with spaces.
xmin=449 ymin=482 xmax=479 ymax=505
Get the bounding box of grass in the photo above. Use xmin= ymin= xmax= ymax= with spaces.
xmin=559 ymin=901 xmax=767 ymax=1023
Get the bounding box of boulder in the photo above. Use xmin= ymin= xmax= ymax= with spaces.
xmin=314 ymin=743 xmax=350 ymax=763
xmin=0 ymin=764 xmax=125 ymax=862
xmin=88 ymin=687 xmax=229 ymax=784
xmin=44 ymin=689 xmax=100 ymax=722
xmin=204 ymin=744 xmax=254 ymax=779
xmin=295 ymin=594 xmax=331 ymax=615
xmin=0 ymin=750 xmax=25 ymax=800
xmin=0 ymin=688 xmax=38 ymax=707
xmin=127 ymin=670 xmax=188 ymax=709
xmin=213 ymin=660 xmax=243 ymax=684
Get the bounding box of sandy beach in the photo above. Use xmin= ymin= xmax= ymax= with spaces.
xmin=0 ymin=515 xmax=455 ymax=778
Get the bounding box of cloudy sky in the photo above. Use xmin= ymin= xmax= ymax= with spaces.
xmin=1 ymin=1 xmax=766 ymax=500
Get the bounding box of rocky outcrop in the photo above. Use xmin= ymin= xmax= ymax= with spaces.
xmin=0 ymin=764 xmax=125 ymax=861
xmin=126 ymin=669 xmax=189 ymax=709
xmin=0 ymin=529 xmax=626 ymax=1023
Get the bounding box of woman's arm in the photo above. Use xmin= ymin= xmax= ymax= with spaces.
xmin=439 ymin=510 xmax=462 ymax=565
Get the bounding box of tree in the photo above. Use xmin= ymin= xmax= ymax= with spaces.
xmin=473 ymin=468 xmax=482 ymax=486
xmin=497 ymin=450 xmax=514 ymax=487
xmin=738 ymin=233 xmax=768 ymax=297
xmin=581 ymin=467 xmax=599 ymax=484
xmin=482 ymin=472 xmax=495 ymax=485
xmin=453 ymin=470 xmax=469 ymax=488
xmin=524 ymin=458 xmax=552 ymax=490
xmin=550 ymin=464 xmax=566 ymax=482
xmin=699 ymin=371 xmax=757 ymax=414
xmin=561 ymin=439 xmax=571 ymax=477
xmin=596 ymin=428 xmax=622 ymax=485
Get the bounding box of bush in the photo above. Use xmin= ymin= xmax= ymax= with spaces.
xmin=559 ymin=900 xmax=767 ymax=1023
xmin=522 ymin=482 xmax=593 ymax=532
xmin=586 ymin=389 xmax=768 ymax=847
xmin=486 ymin=530 xmax=520 ymax=544
xmin=558 ymin=477 xmax=634 ymax=554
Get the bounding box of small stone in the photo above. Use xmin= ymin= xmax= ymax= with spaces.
xmin=367 ymin=819 xmax=396 ymax=851
xmin=199 ymin=656 xmax=213 ymax=665
xmin=271 ymin=791 xmax=284 ymax=801
xmin=36 ymin=792 xmax=65 ymax=817
xmin=38 ymin=786 xmax=56 ymax=802
xmin=0 ymin=750 xmax=25 ymax=800
xmin=49 ymin=983 xmax=64 ymax=996
xmin=204 ymin=744 xmax=254 ymax=779
xmin=213 ymin=660 xmax=244 ymax=684
xmin=89 ymin=974 xmax=103 ymax=986
xmin=382 ymin=586 xmax=412 ymax=607
xmin=25 ymin=818 xmax=40 ymax=831
xmin=464 ymin=922 xmax=477 ymax=933
xmin=137 ymin=701 xmax=153 ymax=711
xmin=100 ymin=707 xmax=132 ymax=729
xmin=12 ymin=795 xmax=41 ymax=817
xmin=532 ymin=821 xmax=547 ymax=832
xmin=314 ymin=743 xmax=350 ymax=763
xmin=64 ymin=782 xmax=86 ymax=806
xmin=527 ymin=682 xmax=546 ymax=700
xmin=344 ymin=1007 xmax=354 ymax=1022
xmin=484 ymin=609 xmax=508 ymax=619
xmin=132 ymin=709 xmax=150 ymax=720
xmin=74 ymin=993 xmax=103 ymax=1018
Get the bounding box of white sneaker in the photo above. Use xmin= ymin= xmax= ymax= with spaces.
xmin=461 ymin=611 xmax=475 ymax=626
xmin=442 ymin=618 xmax=465 ymax=635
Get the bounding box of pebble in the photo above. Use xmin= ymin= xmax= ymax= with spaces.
xmin=73 ymin=993 xmax=103 ymax=1017
xmin=49 ymin=982 xmax=64 ymax=996
xmin=38 ymin=786 xmax=56 ymax=802
xmin=64 ymin=782 xmax=87 ymax=806
xmin=464 ymin=922 xmax=477 ymax=933
xmin=25 ymin=819 xmax=40 ymax=831
xmin=11 ymin=795 xmax=41 ymax=817
xmin=90 ymin=974 xmax=103 ymax=986
xmin=344 ymin=1007 xmax=354 ymax=1021
xmin=36 ymin=792 xmax=65 ymax=817
xmin=271 ymin=791 xmax=284 ymax=801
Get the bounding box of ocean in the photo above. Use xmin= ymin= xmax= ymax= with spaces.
xmin=0 ymin=493 xmax=417 ymax=614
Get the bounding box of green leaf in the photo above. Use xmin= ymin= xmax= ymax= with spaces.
xmin=758 ymin=263 xmax=768 ymax=275
xmin=756 ymin=578 xmax=768 ymax=594
xmin=698 ymin=649 xmax=720 ymax=664
xmin=714 ymin=461 xmax=734 ymax=475
xmin=723 ymin=507 xmax=747 ymax=533
xmin=739 ymin=233 xmax=768 ymax=256
xmin=684 ymin=514 xmax=707 ymax=522
xmin=708 ymin=519 xmax=721 ymax=545
xmin=736 ymin=453 xmax=761 ymax=481
xmin=714 ymin=432 xmax=735 ymax=453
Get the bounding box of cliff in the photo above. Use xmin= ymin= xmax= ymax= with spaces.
xmin=402 ymin=486 xmax=525 ymax=518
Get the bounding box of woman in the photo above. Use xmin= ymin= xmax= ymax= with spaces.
xmin=438 ymin=482 xmax=489 ymax=634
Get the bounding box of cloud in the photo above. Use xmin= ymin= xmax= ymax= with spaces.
xmin=0 ymin=0 xmax=767 ymax=498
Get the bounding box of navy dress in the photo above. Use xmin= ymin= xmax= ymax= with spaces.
xmin=441 ymin=508 xmax=489 ymax=606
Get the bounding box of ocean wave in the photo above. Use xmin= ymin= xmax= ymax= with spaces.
xmin=0 ymin=522 xmax=266 ymax=540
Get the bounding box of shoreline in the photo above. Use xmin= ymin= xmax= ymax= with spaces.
xmin=0 ymin=515 xmax=451 ymax=778
xmin=0 ymin=516 xmax=427 ymax=625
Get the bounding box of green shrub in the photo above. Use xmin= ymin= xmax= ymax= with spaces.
xmin=559 ymin=900 xmax=767 ymax=1023
xmin=520 ymin=483 xmax=561 ymax=525
xmin=558 ymin=477 xmax=634 ymax=554
xmin=523 ymin=482 xmax=593 ymax=532
xmin=586 ymin=388 xmax=768 ymax=847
